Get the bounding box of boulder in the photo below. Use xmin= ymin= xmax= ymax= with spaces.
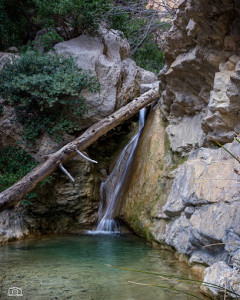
xmin=0 ymin=210 xmax=30 ymax=243
xmin=54 ymin=28 xmax=141 ymax=129
xmin=201 ymin=262 xmax=240 ymax=299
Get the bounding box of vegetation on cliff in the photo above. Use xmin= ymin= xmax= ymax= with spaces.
xmin=0 ymin=0 xmax=168 ymax=193
xmin=0 ymin=50 xmax=99 ymax=143
xmin=0 ymin=147 xmax=37 ymax=192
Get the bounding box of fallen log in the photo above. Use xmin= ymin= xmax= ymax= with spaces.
xmin=0 ymin=88 xmax=159 ymax=211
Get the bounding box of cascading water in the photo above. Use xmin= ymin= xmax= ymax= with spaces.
xmin=94 ymin=108 xmax=146 ymax=233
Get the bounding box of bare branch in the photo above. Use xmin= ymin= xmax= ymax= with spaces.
xmin=59 ymin=163 xmax=75 ymax=182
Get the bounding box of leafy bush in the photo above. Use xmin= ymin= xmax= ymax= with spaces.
xmin=0 ymin=147 xmax=37 ymax=192
xmin=35 ymin=30 xmax=64 ymax=52
xmin=0 ymin=50 xmax=100 ymax=143
xmin=0 ymin=0 xmax=112 ymax=50
xmin=132 ymin=39 xmax=165 ymax=73
xmin=31 ymin=0 xmax=112 ymax=39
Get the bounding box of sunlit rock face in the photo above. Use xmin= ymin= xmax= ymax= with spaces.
xmin=121 ymin=105 xmax=168 ymax=241
xmin=162 ymin=141 xmax=240 ymax=260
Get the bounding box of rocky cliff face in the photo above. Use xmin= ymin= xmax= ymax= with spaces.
xmin=122 ymin=0 xmax=240 ymax=298
xmin=160 ymin=0 xmax=240 ymax=150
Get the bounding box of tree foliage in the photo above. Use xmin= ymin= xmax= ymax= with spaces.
xmin=0 ymin=147 xmax=37 ymax=192
xmin=30 ymin=0 xmax=112 ymax=39
xmin=0 ymin=0 xmax=173 ymax=72
xmin=0 ymin=0 xmax=113 ymax=49
xmin=0 ymin=50 xmax=100 ymax=142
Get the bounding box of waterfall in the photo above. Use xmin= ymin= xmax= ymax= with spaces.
xmin=94 ymin=108 xmax=146 ymax=233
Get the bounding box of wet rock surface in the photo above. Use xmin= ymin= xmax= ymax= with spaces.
xmin=121 ymin=105 xmax=168 ymax=240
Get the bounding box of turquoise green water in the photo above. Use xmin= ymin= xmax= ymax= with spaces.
xmin=0 ymin=234 xmax=207 ymax=300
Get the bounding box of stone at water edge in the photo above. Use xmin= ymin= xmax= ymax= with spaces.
xmin=200 ymin=261 xmax=240 ymax=299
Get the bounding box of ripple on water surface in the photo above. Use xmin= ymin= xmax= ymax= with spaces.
xmin=0 ymin=234 xmax=207 ymax=300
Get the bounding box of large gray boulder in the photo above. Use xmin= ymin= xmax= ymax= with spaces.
xmin=54 ymin=28 xmax=141 ymax=129
xmin=161 ymin=140 xmax=240 ymax=263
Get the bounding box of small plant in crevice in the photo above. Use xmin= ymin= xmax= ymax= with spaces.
xmin=21 ymin=192 xmax=38 ymax=206
xmin=20 ymin=176 xmax=53 ymax=206
xmin=0 ymin=50 xmax=100 ymax=144
xmin=0 ymin=146 xmax=37 ymax=192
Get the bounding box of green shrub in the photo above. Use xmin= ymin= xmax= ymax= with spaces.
xmin=35 ymin=30 xmax=64 ymax=52
xmin=0 ymin=147 xmax=37 ymax=192
xmin=0 ymin=50 xmax=100 ymax=143
xmin=0 ymin=0 xmax=113 ymax=50
xmin=132 ymin=39 xmax=165 ymax=74
xmin=31 ymin=0 xmax=112 ymax=38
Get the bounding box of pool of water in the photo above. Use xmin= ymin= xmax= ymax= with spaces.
xmin=0 ymin=234 xmax=207 ymax=300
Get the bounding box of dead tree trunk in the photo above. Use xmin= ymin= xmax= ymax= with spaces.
xmin=0 ymin=88 xmax=159 ymax=212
